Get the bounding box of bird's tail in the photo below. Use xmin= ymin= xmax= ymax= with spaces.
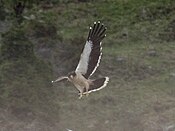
xmin=84 ymin=77 xmax=109 ymax=94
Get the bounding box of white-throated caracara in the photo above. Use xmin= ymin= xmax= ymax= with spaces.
xmin=52 ymin=21 xmax=109 ymax=99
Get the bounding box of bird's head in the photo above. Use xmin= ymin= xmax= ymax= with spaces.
xmin=68 ymin=71 xmax=76 ymax=80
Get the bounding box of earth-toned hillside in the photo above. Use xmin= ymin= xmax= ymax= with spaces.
xmin=0 ymin=0 xmax=175 ymax=130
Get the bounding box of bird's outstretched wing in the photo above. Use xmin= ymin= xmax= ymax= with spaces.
xmin=52 ymin=76 xmax=68 ymax=83
xmin=76 ymin=21 xmax=107 ymax=79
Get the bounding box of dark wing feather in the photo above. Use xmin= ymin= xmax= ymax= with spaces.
xmin=76 ymin=21 xmax=107 ymax=79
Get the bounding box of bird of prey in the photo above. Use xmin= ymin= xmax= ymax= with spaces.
xmin=52 ymin=21 xmax=109 ymax=99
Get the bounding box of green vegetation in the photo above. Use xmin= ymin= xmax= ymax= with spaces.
xmin=0 ymin=0 xmax=175 ymax=130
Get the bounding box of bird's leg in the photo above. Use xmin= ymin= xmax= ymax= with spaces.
xmin=78 ymin=92 xmax=83 ymax=99
xmin=78 ymin=88 xmax=84 ymax=99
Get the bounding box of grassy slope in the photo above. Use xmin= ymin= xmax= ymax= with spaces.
xmin=1 ymin=0 xmax=175 ymax=130
xmin=47 ymin=1 xmax=175 ymax=131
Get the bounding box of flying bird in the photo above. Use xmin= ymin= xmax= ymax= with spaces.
xmin=52 ymin=21 xmax=109 ymax=99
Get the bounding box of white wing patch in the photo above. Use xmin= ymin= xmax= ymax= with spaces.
xmin=76 ymin=22 xmax=106 ymax=78
xmin=75 ymin=41 xmax=92 ymax=75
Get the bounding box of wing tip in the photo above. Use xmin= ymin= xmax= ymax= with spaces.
xmin=95 ymin=21 xmax=106 ymax=26
xmin=52 ymin=76 xmax=68 ymax=83
xmin=89 ymin=21 xmax=107 ymax=40
xmin=105 ymin=77 xmax=109 ymax=83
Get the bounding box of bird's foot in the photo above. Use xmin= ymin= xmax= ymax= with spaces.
xmin=78 ymin=91 xmax=89 ymax=98
xmin=78 ymin=95 xmax=83 ymax=99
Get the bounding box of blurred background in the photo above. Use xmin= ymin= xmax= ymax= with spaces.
xmin=0 ymin=0 xmax=175 ymax=130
